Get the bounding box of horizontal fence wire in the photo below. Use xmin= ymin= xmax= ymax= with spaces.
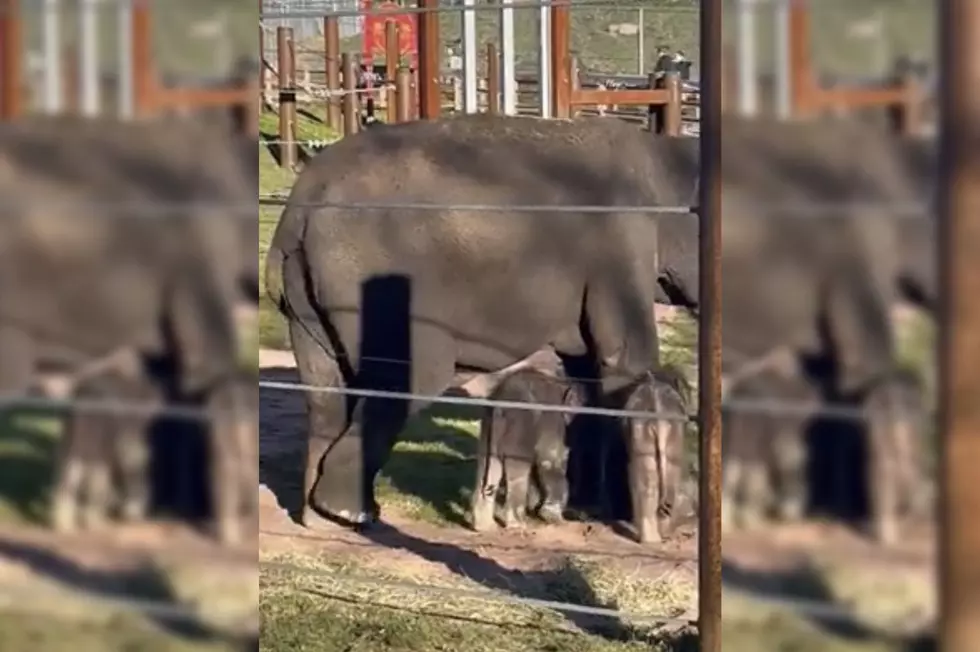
xmin=257 ymin=195 xmax=934 ymax=218
xmin=259 ymin=0 xmax=702 ymax=21
xmin=257 ymin=378 xmax=895 ymax=423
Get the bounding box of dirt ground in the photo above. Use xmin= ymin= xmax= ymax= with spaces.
xmin=257 ymin=349 xmax=937 ymax=639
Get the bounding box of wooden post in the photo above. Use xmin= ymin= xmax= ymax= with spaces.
xmin=486 ymin=43 xmax=499 ymax=115
xmin=889 ymin=57 xmax=924 ymax=137
xmin=416 ymin=0 xmax=440 ymax=119
xmin=132 ymin=0 xmax=153 ymax=117
xmin=277 ymin=27 xmax=296 ymax=169
xmin=62 ymin=45 xmax=79 ymax=115
xmin=663 ymin=69 xmax=683 ymax=136
xmin=395 ymin=65 xmax=412 ymax=122
xmin=550 ymin=2 xmax=570 ymax=119
xmin=258 ymin=0 xmax=265 ymax=99
xmin=787 ymin=0 xmax=811 ymax=118
xmin=569 ymin=55 xmax=580 ymax=118
xmin=341 ymin=52 xmax=359 ymax=136
xmin=644 ymin=72 xmax=661 ymax=131
xmin=323 ymin=17 xmax=341 ymax=131
xmin=0 ymin=0 xmax=23 ymax=118
xmin=385 ymin=21 xmax=399 ymax=123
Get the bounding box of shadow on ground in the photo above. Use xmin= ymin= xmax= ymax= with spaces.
xmin=0 ymin=408 xmax=62 ymax=525
xmin=0 ymin=538 xmax=250 ymax=646
xmin=259 ymin=367 xmax=483 ymax=526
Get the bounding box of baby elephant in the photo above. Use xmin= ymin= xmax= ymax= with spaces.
xmin=51 ymin=370 xmax=159 ymax=533
xmin=721 ymin=371 xmax=817 ymax=534
xmin=615 ymin=368 xmax=691 ymax=544
xmin=471 ymin=368 xmax=585 ymax=531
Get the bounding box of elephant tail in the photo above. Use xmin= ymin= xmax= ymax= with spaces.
xmin=264 ymin=241 xmax=287 ymax=314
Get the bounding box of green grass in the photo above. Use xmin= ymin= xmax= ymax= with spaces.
xmin=0 ymin=410 xmax=63 ymax=525
xmin=259 ymin=551 xmax=930 ymax=652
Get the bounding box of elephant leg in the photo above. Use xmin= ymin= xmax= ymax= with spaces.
xmin=656 ymin=414 xmax=686 ymax=540
xmin=738 ymin=461 xmax=771 ymax=531
xmin=116 ymin=387 xmax=155 ymax=524
xmin=208 ymin=379 xmax=250 ymax=546
xmin=471 ymin=415 xmax=502 ymax=532
xmin=288 ymin=320 xmax=355 ymax=527
xmin=864 ymin=377 xmax=911 ymax=546
xmin=770 ymin=413 xmax=809 ymax=523
xmin=534 ymin=451 xmax=568 ymax=524
xmin=501 ymin=457 xmax=532 ymax=528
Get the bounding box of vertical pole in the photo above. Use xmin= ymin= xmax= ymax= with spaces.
xmin=550 ymin=2 xmax=569 ymax=119
xmin=499 ymin=0 xmax=515 ymax=115
xmin=0 ymin=0 xmax=23 ymax=118
xmin=277 ymin=26 xmax=296 ymax=168
xmin=117 ymin=0 xmax=133 ymax=118
xmin=637 ymin=7 xmax=644 ymax=76
xmin=416 ymin=0 xmax=440 ymax=119
xmin=324 ymin=16 xmax=340 ymax=130
xmin=787 ymin=0 xmax=810 ymax=117
xmin=485 ymin=42 xmax=498 ymax=115
xmin=42 ymin=0 xmax=62 ymax=113
xmin=131 ymin=0 xmax=152 ymax=117
xmin=697 ymin=0 xmax=723 ymax=651
xmin=537 ymin=3 xmax=550 ymax=117
xmin=462 ymin=0 xmax=478 ymax=114
xmin=938 ymin=1 xmax=980 ymax=651
xmin=385 ymin=20 xmax=399 ymax=122
xmin=395 ymin=65 xmax=411 ymax=122
xmin=79 ymin=0 xmax=101 ymax=116
xmin=258 ymin=0 xmax=264 ymax=98
xmin=341 ymin=51 xmax=358 ymax=136
xmin=736 ymin=0 xmax=757 ymax=115
xmin=773 ymin=0 xmax=791 ymax=119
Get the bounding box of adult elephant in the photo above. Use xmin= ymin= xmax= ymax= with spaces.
xmin=0 ymin=116 xmax=257 ymax=542
xmin=650 ymin=120 xmax=936 ymax=543
xmin=265 ymin=114 xmax=696 ymax=527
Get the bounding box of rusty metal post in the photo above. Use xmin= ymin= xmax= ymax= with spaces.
xmin=550 ymin=2 xmax=570 ymax=119
xmin=486 ymin=43 xmax=499 ymax=115
xmin=416 ymin=0 xmax=440 ymax=119
xmin=395 ymin=65 xmax=412 ymax=122
xmin=341 ymin=52 xmax=359 ymax=136
xmin=385 ymin=21 xmax=399 ymax=123
xmin=277 ymin=27 xmax=297 ymax=169
xmin=324 ymin=16 xmax=341 ymax=130
xmin=131 ymin=0 xmax=153 ymax=117
xmin=697 ymin=0 xmax=723 ymax=651
xmin=0 ymin=0 xmax=23 ymax=118
xmin=938 ymin=2 xmax=980 ymax=651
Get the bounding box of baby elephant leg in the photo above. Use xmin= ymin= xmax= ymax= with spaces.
xmin=471 ymin=454 xmax=503 ymax=532
xmin=501 ymin=457 xmax=532 ymax=528
xmin=534 ymin=450 xmax=569 ymax=524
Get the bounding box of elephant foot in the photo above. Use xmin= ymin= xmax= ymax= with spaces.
xmin=537 ymin=501 xmax=564 ymax=525
xmin=471 ymin=498 xmax=497 ymax=532
xmin=868 ymin=515 xmax=900 ymax=548
xmin=309 ymin=448 xmax=376 ymax=529
xmin=775 ymin=497 xmax=806 ymax=523
xmin=50 ymin=494 xmax=79 ymax=533
xmin=120 ymin=497 xmax=148 ymax=523
xmin=501 ymin=505 xmax=527 ymax=529
xmin=80 ymin=506 xmax=110 ymax=532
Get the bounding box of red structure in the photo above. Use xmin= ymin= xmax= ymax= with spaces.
xmin=361 ymin=0 xmax=417 ymax=68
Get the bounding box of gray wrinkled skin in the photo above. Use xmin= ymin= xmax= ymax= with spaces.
xmin=0 ymin=116 xmax=256 ymax=545
xmin=0 ymin=115 xmax=256 ymax=399
xmin=720 ymin=371 xmax=818 ymax=534
xmin=650 ymin=119 xmax=935 ymax=545
xmin=267 ymin=115 xmax=681 ymax=526
xmin=471 ymin=368 xmax=585 ymax=531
